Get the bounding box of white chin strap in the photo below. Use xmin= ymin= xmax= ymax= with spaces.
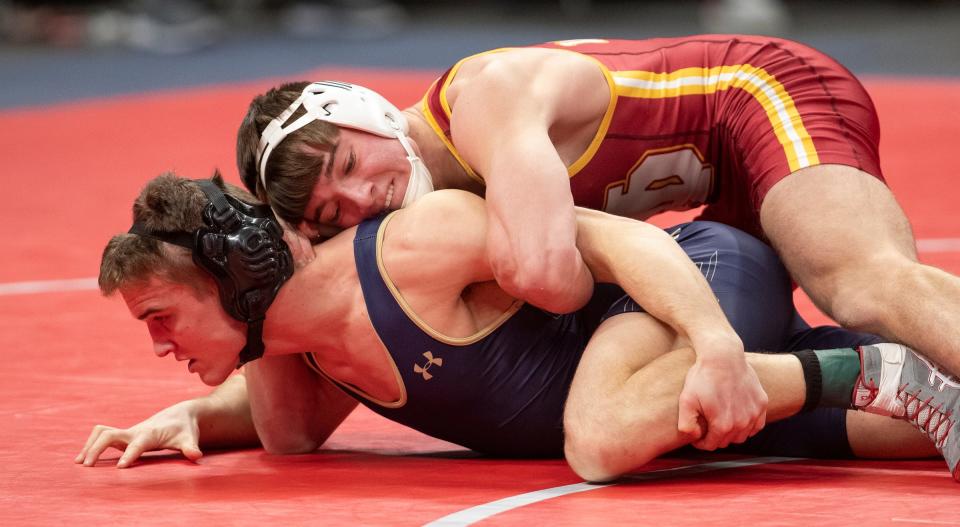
xmin=402 ymin=155 xmax=434 ymax=207
xmin=256 ymin=81 xmax=433 ymax=209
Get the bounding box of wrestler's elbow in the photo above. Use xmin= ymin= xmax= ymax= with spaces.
xmin=259 ymin=431 xmax=321 ymax=455
xmin=491 ymin=245 xmax=591 ymax=313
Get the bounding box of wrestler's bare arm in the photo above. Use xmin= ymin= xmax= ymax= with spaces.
xmin=75 ymin=373 xmax=259 ymax=468
xmin=574 ymin=207 xmax=766 ymax=450
xmin=389 ymin=189 xmax=741 ymax=351
xmin=574 ymin=208 xmax=743 ymax=356
xmin=245 ymin=354 xmax=358 ymax=455
xmin=76 ymin=356 xmax=357 ymax=467
xmin=447 ymin=50 xmax=609 ymax=314
xmin=390 ymin=190 xmax=764 ymax=450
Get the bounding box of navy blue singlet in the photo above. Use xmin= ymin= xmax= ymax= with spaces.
xmin=339 ymin=213 xmax=621 ymax=456
xmin=306 ymin=215 xmax=882 ymax=458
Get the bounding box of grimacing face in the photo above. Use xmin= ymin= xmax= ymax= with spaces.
xmin=121 ymin=276 xmax=246 ymax=386
xmin=297 ymin=128 xmax=412 ymax=239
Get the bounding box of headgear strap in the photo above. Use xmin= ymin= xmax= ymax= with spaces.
xmin=128 ymin=179 xmax=294 ymax=368
xmin=254 ymin=81 xmax=433 ymax=208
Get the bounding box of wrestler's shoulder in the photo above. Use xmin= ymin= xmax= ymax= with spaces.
xmin=408 ymin=189 xmax=484 ymax=214
xmin=386 ymin=190 xmax=485 ymax=243
xmin=456 ymin=45 xmax=600 ymax=85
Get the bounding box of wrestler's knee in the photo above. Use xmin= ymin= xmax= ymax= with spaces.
xmin=563 ymin=402 xmax=663 ymax=482
xmin=564 ymin=441 xmax=609 ymax=482
xmin=563 ymin=402 xmax=612 ymax=481
xmin=563 ymin=428 xmax=636 ymax=483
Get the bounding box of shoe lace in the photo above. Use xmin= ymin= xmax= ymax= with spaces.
xmin=899 ymin=385 xmax=952 ymax=449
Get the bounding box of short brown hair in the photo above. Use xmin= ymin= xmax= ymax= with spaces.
xmin=236 ymin=81 xmax=340 ymax=226
xmin=98 ymin=170 xmax=258 ymax=296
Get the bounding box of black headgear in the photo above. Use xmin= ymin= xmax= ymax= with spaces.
xmin=128 ymin=179 xmax=294 ymax=368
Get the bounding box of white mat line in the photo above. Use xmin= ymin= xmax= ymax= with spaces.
xmin=890 ymin=519 xmax=960 ymax=525
xmin=917 ymin=238 xmax=960 ymax=253
xmin=423 ymin=457 xmax=800 ymax=527
xmin=0 ymin=277 xmax=98 ymax=296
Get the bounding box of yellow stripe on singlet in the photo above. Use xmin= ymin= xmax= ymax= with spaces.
xmin=613 ymin=65 xmax=820 ymax=172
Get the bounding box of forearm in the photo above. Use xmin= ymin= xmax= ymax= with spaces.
xmin=487 ymin=215 xmax=594 ymax=312
xmin=575 ymin=210 xmax=742 ymax=357
xmin=245 ymin=354 xmax=357 ymax=454
xmin=188 ymin=372 xmax=259 ymax=449
xmin=484 ymin=168 xmax=594 ymax=313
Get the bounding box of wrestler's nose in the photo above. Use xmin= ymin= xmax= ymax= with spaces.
xmin=341 ymin=181 xmax=375 ymax=212
xmin=153 ymin=340 xmax=175 ymax=358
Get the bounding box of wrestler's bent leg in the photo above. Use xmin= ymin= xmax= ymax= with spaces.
xmin=730 ymin=321 xmax=936 ymax=459
xmin=563 ymin=311 xmax=811 ymax=481
xmin=761 ymin=164 xmax=960 ymax=375
xmin=564 ymin=316 xmax=938 ymax=482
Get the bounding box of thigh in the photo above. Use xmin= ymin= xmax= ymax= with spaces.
xmin=567 ymin=313 xmax=678 ymax=420
xmin=724 ymin=407 xmax=854 ymax=458
xmin=564 ymin=313 xmax=701 ymax=478
xmin=760 ymin=165 xmax=917 ymax=298
xmin=572 ymin=313 xmax=677 ymax=388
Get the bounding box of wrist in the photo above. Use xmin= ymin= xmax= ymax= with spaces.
xmin=689 ymin=331 xmax=744 ymax=361
xmin=181 ymin=396 xmax=214 ymax=420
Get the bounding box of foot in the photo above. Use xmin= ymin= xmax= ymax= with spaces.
xmin=854 ymin=343 xmax=960 ymax=480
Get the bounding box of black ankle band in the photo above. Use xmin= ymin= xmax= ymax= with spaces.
xmin=791 ymin=349 xmax=822 ymax=413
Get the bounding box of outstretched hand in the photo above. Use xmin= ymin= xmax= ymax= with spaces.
xmin=677 ymin=353 xmax=767 ymax=450
xmin=75 ymin=401 xmax=203 ymax=468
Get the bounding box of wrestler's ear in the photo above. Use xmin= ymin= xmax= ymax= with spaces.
xmin=280 ymin=221 xmax=317 ymax=269
xmin=294 ymin=218 xmax=320 ymax=241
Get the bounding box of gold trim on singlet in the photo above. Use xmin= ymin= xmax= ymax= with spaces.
xmin=599 ymin=143 xmax=715 ymax=212
xmin=375 ymin=210 xmax=524 ymax=346
xmin=562 ymin=54 xmax=618 ymax=177
xmin=301 ymin=344 xmax=408 ymax=409
xmin=420 ymin=80 xmax=484 ymax=185
xmin=299 ymin=287 xmax=409 ymax=409
xmin=419 ymin=46 xmax=620 ymax=182
xmin=419 ymin=48 xmax=516 ymax=186
xmin=612 ymin=65 xmax=820 ymax=172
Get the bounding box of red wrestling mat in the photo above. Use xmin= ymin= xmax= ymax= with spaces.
xmin=2 ymin=71 xmax=958 ymax=525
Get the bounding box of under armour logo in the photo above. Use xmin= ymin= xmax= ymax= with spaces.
xmin=414 ymin=351 xmax=443 ymax=381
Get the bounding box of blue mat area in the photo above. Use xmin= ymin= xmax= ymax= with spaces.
xmin=2 ymin=1 xmax=959 ymax=109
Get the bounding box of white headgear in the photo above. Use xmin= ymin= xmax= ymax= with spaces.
xmin=256 ymin=81 xmax=433 ymax=210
